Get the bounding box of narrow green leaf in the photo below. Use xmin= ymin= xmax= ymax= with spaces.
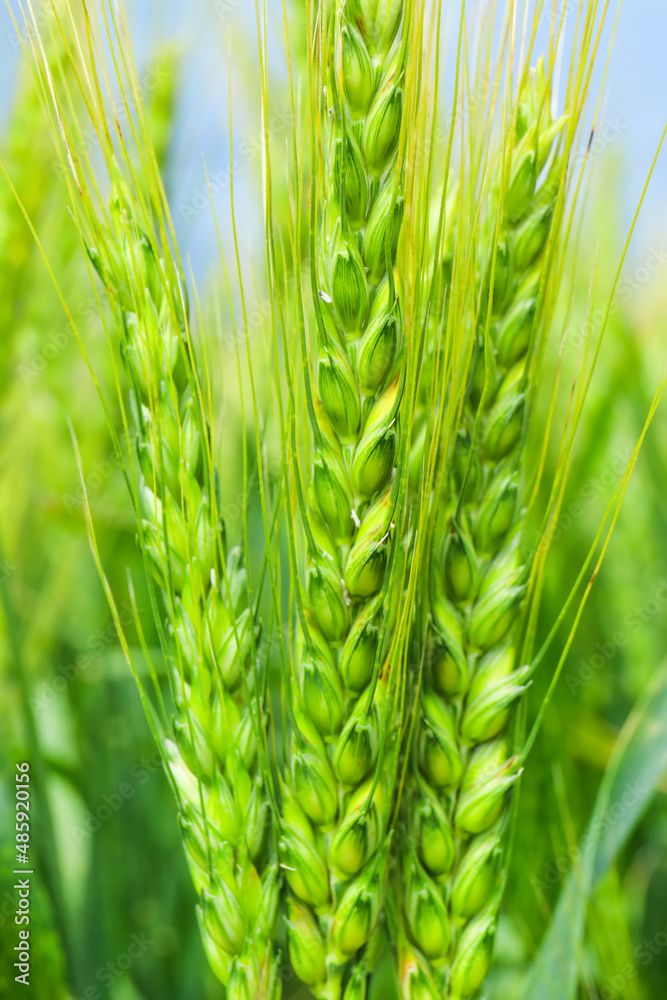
xmin=521 ymin=664 xmax=667 ymax=1000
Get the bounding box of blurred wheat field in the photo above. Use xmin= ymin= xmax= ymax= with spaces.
xmin=0 ymin=2 xmax=666 ymax=1000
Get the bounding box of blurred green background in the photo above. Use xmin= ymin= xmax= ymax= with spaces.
xmin=1 ymin=2 xmax=666 ymax=1000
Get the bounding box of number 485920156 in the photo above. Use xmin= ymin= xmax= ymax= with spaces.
xmin=15 ymin=763 xmax=30 ymax=864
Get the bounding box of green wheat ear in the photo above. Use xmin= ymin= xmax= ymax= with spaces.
xmin=399 ymin=58 xmax=570 ymax=998
xmin=21 ymin=5 xmax=282 ymax=994
xmin=91 ymin=174 xmax=282 ymax=996
xmin=282 ymin=0 xmax=411 ymax=996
